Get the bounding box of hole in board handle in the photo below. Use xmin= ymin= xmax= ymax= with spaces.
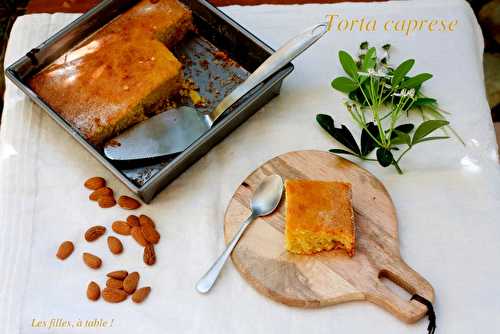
xmin=379 ymin=269 xmax=414 ymax=301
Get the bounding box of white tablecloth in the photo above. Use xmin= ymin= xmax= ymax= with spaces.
xmin=1 ymin=1 xmax=499 ymax=333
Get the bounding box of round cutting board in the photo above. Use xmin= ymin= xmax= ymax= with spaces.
xmin=224 ymin=150 xmax=434 ymax=323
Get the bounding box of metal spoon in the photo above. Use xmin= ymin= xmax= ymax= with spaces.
xmin=196 ymin=174 xmax=284 ymax=294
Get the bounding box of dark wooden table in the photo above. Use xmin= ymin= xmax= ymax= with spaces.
xmin=26 ymin=0 xmax=373 ymax=12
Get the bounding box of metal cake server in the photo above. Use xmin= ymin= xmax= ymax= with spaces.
xmin=196 ymin=174 xmax=283 ymax=294
xmin=104 ymin=23 xmax=327 ymax=161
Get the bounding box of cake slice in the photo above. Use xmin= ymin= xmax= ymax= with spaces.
xmin=284 ymin=180 xmax=355 ymax=256
xmin=28 ymin=0 xmax=193 ymax=146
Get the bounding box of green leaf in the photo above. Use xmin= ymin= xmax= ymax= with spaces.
xmin=376 ymin=148 xmax=393 ymax=167
xmin=412 ymin=120 xmax=449 ymax=145
xmin=361 ymin=122 xmax=378 ymax=156
xmin=391 ymin=130 xmax=412 ymax=146
xmin=393 ymin=123 xmax=414 ymax=134
xmin=329 ymin=149 xmax=359 ymax=157
xmin=400 ymin=73 xmax=433 ymax=89
xmin=392 ymin=59 xmax=414 ymax=87
xmin=360 ymin=41 xmax=368 ymax=50
xmin=339 ymin=50 xmax=359 ymax=79
xmin=412 ymin=97 xmax=437 ymax=108
xmin=331 ymin=77 xmax=358 ymax=93
xmin=316 ymin=114 xmax=361 ymax=155
xmin=414 ymin=136 xmax=449 ymax=143
xmin=361 ymin=47 xmax=377 ymax=72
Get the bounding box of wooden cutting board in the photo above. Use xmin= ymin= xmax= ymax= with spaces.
xmin=224 ymin=150 xmax=434 ymax=323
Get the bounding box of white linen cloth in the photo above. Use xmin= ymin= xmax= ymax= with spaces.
xmin=1 ymin=0 xmax=499 ymax=333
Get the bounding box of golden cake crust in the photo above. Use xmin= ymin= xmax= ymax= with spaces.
xmin=28 ymin=0 xmax=193 ymax=146
xmin=284 ymin=179 xmax=355 ymax=256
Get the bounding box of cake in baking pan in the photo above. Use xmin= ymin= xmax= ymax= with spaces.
xmin=284 ymin=179 xmax=356 ymax=256
xmin=29 ymin=0 xmax=193 ymax=146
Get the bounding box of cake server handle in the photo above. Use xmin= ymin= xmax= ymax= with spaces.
xmin=206 ymin=22 xmax=328 ymax=127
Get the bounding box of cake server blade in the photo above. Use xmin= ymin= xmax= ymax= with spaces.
xmin=104 ymin=22 xmax=327 ymax=161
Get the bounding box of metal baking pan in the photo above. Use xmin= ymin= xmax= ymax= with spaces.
xmin=6 ymin=0 xmax=294 ymax=203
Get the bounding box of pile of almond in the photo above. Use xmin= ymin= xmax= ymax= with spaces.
xmin=87 ymin=271 xmax=151 ymax=304
xmin=84 ymin=176 xmax=142 ymax=210
xmin=55 ymin=176 xmax=162 ymax=304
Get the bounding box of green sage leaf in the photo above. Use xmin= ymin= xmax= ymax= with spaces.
xmin=339 ymin=50 xmax=359 ymax=79
xmin=412 ymin=97 xmax=437 ymax=108
xmin=414 ymin=136 xmax=449 ymax=143
xmin=331 ymin=77 xmax=358 ymax=93
xmin=412 ymin=119 xmax=449 ymax=145
xmin=361 ymin=47 xmax=377 ymax=72
xmin=329 ymin=149 xmax=359 ymax=157
xmin=400 ymin=73 xmax=433 ymax=89
xmin=393 ymin=123 xmax=414 ymax=134
xmin=361 ymin=122 xmax=378 ymax=156
xmin=376 ymin=148 xmax=393 ymax=167
xmin=392 ymin=59 xmax=414 ymax=87
xmin=316 ymin=114 xmax=361 ymax=155
xmin=391 ymin=130 xmax=412 ymax=146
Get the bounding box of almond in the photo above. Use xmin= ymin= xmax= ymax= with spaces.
xmin=139 ymin=214 xmax=156 ymax=228
xmin=131 ymin=226 xmax=149 ymax=247
xmin=141 ymin=224 xmax=160 ymax=244
xmin=143 ymin=244 xmax=156 ymax=266
xmin=123 ymin=272 xmax=140 ymax=294
xmin=87 ymin=281 xmax=101 ymax=301
xmin=132 ymin=287 xmax=151 ymax=303
xmin=56 ymin=241 xmax=74 ymax=260
xmin=111 ymin=221 xmax=131 ymax=235
xmin=106 ymin=277 xmax=123 ymax=289
xmin=117 ymin=196 xmax=141 ymax=210
xmin=83 ymin=252 xmax=102 ymax=269
xmin=89 ymin=187 xmax=113 ymax=201
xmin=126 ymin=215 xmax=140 ymax=227
xmin=106 ymin=270 xmax=128 ymax=280
xmin=98 ymin=195 xmax=116 ymax=208
xmin=84 ymin=225 xmax=106 ymax=242
xmin=102 ymin=287 xmax=128 ymax=303
xmin=107 ymin=236 xmax=123 ymax=254
xmin=84 ymin=177 xmax=106 ymax=190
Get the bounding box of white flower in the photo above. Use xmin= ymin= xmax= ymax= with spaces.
xmin=358 ymin=68 xmax=392 ymax=79
xmin=392 ymin=88 xmax=416 ymax=98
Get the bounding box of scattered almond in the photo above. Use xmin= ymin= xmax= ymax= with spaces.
xmin=102 ymin=287 xmax=128 ymax=303
xmin=98 ymin=195 xmax=116 ymax=208
xmin=132 ymin=287 xmax=151 ymax=303
xmin=89 ymin=187 xmax=113 ymax=201
xmin=87 ymin=281 xmax=101 ymax=301
xmin=112 ymin=221 xmax=131 ymax=235
xmin=117 ymin=196 xmax=141 ymax=210
xmin=131 ymin=226 xmax=149 ymax=247
xmin=126 ymin=215 xmax=140 ymax=227
xmin=56 ymin=241 xmax=74 ymax=260
xmin=107 ymin=236 xmax=123 ymax=254
xmin=106 ymin=277 xmax=123 ymax=289
xmin=84 ymin=225 xmax=106 ymax=242
xmin=143 ymin=244 xmax=156 ymax=266
xmin=83 ymin=252 xmax=102 ymax=269
xmin=139 ymin=214 xmax=156 ymax=228
xmin=106 ymin=270 xmax=128 ymax=280
xmin=141 ymin=224 xmax=160 ymax=244
xmin=123 ymin=272 xmax=140 ymax=294
xmin=84 ymin=177 xmax=106 ymax=190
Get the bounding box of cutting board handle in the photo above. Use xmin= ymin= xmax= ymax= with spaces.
xmin=368 ymin=256 xmax=435 ymax=324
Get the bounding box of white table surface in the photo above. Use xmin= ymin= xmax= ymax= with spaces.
xmin=1 ymin=1 xmax=500 ymax=333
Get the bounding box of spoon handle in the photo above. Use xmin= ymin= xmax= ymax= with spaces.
xmin=196 ymin=214 xmax=255 ymax=294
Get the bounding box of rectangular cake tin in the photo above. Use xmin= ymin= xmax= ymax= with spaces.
xmin=6 ymin=0 xmax=294 ymax=203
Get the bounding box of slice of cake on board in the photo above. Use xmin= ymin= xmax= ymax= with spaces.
xmin=284 ymin=179 xmax=356 ymax=256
